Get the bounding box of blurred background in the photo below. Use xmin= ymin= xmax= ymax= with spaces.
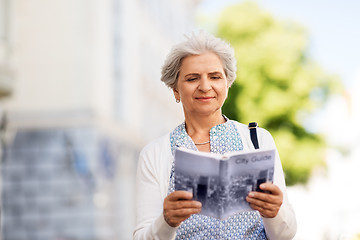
xmin=0 ymin=0 xmax=359 ymax=239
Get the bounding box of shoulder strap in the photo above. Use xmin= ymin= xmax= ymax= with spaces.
xmin=248 ymin=122 xmax=259 ymax=149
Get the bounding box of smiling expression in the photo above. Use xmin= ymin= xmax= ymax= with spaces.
xmin=174 ymin=52 xmax=229 ymax=117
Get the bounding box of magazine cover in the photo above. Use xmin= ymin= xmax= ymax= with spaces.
xmin=174 ymin=148 xmax=275 ymax=220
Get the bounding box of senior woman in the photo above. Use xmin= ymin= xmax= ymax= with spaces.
xmin=133 ymin=32 xmax=297 ymax=240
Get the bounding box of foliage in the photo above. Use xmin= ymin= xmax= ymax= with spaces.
xmin=217 ymin=2 xmax=342 ymax=185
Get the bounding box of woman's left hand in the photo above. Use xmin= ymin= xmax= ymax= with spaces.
xmin=246 ymin=182 xmax=283 ymax=218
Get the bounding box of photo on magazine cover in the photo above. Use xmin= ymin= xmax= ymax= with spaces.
xmin=174 ymin=148 xmax=275 ymax=220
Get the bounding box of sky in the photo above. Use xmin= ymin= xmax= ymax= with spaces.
xmin=197 ymin=0 xmax=360 ymax=89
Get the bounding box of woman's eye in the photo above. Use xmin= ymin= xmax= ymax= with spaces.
xmin=186 ymin=78 xmax=197 ymax=81
xmin=211 ymin=76 xmax=221 ymax=80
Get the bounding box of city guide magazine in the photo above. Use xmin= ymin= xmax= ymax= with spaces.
xmin=174 ymin=147 xmax=275 ymax=220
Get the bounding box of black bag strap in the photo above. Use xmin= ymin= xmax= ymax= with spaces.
xmin=248 ymin=122 xmax=259 ymax=149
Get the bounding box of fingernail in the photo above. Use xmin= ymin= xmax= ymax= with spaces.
xmin=249 ymin=192 xmax=255 ymax=197
xmin=196 ymin=202 xmax=202 ymax=207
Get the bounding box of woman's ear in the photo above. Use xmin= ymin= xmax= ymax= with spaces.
xmin=226 ymin=78 xmax=231 ymax=89
xmin=225 ymin=80 xmax=230 ymax=97
xmin=173 ymin=88 xmax=180 ymax=101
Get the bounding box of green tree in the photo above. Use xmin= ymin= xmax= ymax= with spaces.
xmin=217 ymin=2 xmax=342 ymax=185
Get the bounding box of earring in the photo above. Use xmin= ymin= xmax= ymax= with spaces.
xmin=176 ymin=99 xmax=180 ymax=103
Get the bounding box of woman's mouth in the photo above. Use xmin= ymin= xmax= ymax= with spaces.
xmin=196 ymin=97 xmax=214 ymax=102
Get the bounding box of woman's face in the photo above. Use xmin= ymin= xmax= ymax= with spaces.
xmin=174 ymin=52 xmax=229 ymax=117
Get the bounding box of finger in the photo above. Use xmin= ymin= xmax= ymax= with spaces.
xmin=164 ymin=206 xmax=202 ymax=227
xmin=166 ymin=191 xmax=193 ymax=201
xmin=166 ymin=200 xmax=202 ymax=210
xmin=165 ymin=214 xmax=196 ymax=227
xmin=247 ymin=191 xmax=282 ymax=205
xmin=259 ymin=183 xmax=282 ymax=196
xmin=246 ymin=196 xmax=279 ymax=210
xmin=248 ymin=203 xmax=278 ymax=218
xmin=169 ymin=206 xmax=202 ymax=218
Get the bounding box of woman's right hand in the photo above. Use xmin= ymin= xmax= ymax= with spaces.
xmin=163 ymin=191 xmax=202 ymax=227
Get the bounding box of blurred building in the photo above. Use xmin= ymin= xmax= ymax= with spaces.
xmin=0 ymin=0 xmax=13 ymax=97
xmin=0 ymin=0 xmax=199 ymax=239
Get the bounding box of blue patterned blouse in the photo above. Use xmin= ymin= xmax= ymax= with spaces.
xmin=168 ymin=119 xmax=267 ymax=240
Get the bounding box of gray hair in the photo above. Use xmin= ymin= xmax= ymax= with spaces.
xmin=161 ymin=32 xmax=237 ymax=89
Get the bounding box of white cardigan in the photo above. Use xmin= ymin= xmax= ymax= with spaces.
xmin=133 ymin=121 xmax=297 ymax=240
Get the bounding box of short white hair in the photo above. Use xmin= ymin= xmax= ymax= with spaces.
xmin=161 ymin=31 xmax=237 ymax=89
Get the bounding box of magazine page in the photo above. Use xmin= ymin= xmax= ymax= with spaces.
xmin=174 ymin=148 xmax=222 ymax=219
xmin=221 ymin=149 xmax=275 ymax=219
xmin=174 ymin=148 xmax=275 ymax=220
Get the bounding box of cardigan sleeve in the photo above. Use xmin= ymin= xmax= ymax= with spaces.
xmin=257 ymin=128 xmax=297 ymax=240
xmin=133 ymin=139 xmax=178 ymax=240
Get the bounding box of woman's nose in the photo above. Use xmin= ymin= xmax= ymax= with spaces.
xmin=198 ymin=77 xmax=211 ymax=92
